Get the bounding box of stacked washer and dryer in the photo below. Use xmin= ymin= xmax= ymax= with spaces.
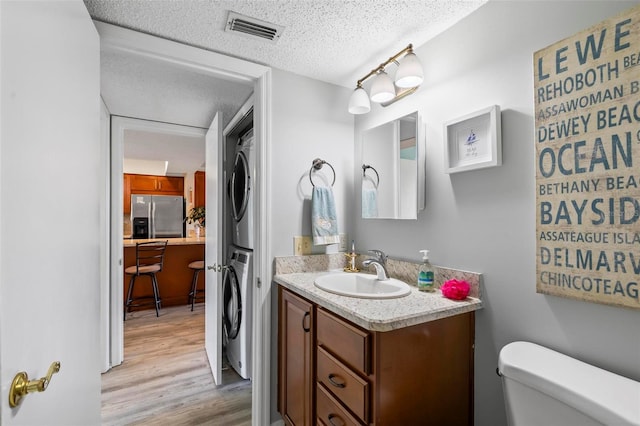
xmin=222 ymin=122 xmax=254 ymax=380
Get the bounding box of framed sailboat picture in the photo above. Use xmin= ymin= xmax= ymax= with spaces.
xmin=444 ymin=105 xmax=502 ymax=173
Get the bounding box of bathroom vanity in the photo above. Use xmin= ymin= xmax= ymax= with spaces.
xmin=276 ymin=271 xmax=481 ymax=426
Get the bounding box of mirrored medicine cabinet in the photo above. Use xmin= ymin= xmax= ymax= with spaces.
xmin=361 ymin=111 xmax=425 ymax=220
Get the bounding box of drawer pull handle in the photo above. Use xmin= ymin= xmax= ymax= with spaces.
xmin=328 ymin=374 xmax=346 ymax=388
xmin=302 ymin=311 xmax=311 ymax=332
xmin=328 ymin=413 xmax=345 ymax=426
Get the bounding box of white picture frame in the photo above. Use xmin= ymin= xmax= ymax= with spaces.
xmin=444 ymin=105 xmax=501 ymax=174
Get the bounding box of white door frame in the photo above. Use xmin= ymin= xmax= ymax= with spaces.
xmin=100 ymin=97 xmax=112 ymax=374
xmin=109 ymin=116 xmax=208 ymax=365
xmin=97 ymin=22 xmax=273 ymax=425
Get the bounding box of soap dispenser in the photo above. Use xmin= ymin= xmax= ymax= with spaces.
xmin=418 ymin=250 xmax=435 ymax=292
xmin=344 ymin=240 xmax=359 ymax=272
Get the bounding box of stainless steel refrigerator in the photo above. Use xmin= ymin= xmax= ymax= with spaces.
xmin=130 ymin=194 xmax=184 ymax=238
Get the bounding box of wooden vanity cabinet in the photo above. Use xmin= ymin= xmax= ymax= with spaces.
xmin=278 ymin=286 xmax=475 ymax=426
xmin=369 ymin=311 xmax=475 ymax=425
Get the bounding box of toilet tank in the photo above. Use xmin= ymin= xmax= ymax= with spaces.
xmin=498 ymin=341 xmax=640 ymax=426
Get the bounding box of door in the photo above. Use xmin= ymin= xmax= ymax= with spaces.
xmin=205 ymin=112 xmax=224 ymax=385
xmin=0 ymin=1 xmax=102 ymax=424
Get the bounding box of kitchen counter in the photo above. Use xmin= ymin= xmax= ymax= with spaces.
xmin=123 ymin=236 xmax=205 ymax=247
xmin=274 ymin=271 xmax=482 ymax=332
xmin=123 ymin=238 xmax=205 ymax=312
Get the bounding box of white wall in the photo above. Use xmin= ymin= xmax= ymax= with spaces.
xmin=354 ymin=2 xmax=640 ymax=425
xmin=270 ymin=69 xmax=355 ymax=256
xmin=269 ymin=68 xmax=354 ymax=420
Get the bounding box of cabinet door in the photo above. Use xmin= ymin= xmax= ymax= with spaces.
xmin=194 ymin=170 xmax=206 ymax=207
xmin=123 ymin=173 xmax=131 ymax=214
xmin=129 ymin=174 xmax=158 ymax=192
xmin=157 ymin=175 xmax=183 ymax=194
xmin=279 ymin=287 xmax=314 ymax=426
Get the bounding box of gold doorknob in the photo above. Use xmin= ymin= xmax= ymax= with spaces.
xmin=9 ymin=361 xmax=61 ymax=408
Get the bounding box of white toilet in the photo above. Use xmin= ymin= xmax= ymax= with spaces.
xmin=498 ymin=341 xmax=640 ymax=426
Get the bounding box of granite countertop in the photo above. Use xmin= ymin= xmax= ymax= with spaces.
xmin=274 ymin=271 xmax=482 ymax=332
xmin=123 ymin=236 xmax=205 ymax=247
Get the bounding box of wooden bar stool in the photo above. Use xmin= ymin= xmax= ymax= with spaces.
xmin=188 ymin=260 xmax=205 ymax=311
xmin=124 ymin=240 xmax=168 ymax=319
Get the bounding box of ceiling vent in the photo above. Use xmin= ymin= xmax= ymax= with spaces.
xmin=225 ymin=11 xmax=284 ymax=43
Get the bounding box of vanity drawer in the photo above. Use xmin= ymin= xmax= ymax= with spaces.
xmin=317 ymin=346 xmax=370 ymax=423
xmin=316 ymin=383 xmax=364 ymax=426
xmin=317 ymin=308 xmax=371 ymax=374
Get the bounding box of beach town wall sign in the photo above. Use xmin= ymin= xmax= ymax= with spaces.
xmin=534 ymin=4 xmax=639 ymax=310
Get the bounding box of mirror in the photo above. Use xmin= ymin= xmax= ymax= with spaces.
xmin=361 ymin=111 xmax=424 ymax=219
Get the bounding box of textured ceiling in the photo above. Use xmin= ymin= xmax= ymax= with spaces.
xmin=86 ymin=0 xmax=486 ymax=174
xmin=85 ymin=0 xmax=487 ymax=89
xmin=101 ymin=48 xmax=253 ymax=129
xmin=124 ymin=129 xmax=206 ymax=174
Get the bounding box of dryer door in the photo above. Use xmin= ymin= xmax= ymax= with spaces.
xmin=222 ymin=265 xmax=242 ymax=340
xmin=230 ymin=151 xmax=250 ymax=223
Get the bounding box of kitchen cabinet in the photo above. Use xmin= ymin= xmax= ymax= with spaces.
xmin=194 ymin=170 xmax=206 ymax=207
xmin=129 ymin=174 xmax=184 ymax=194
xmin=123 ymin=174 xmax=131 ymax=214
xmin=124 ymin=174 xmax=184 ymax=214
xmin=278 ymin=286 xmax=475 ymax=426
xmin=278 ymin=287 xmax=315 ymax=426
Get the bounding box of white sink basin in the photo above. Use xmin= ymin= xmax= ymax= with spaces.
xmin=314 ymin=273 xmax=411 ymax=299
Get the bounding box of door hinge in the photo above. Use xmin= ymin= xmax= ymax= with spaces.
xmin=256 ymin=277 xmax=261 ymax=288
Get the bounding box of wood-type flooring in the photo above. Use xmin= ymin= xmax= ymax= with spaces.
xmin=102 ymin=305 xmax=252 ymax=425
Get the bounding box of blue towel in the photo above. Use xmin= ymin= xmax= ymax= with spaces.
xmin=362 ymin=187 xmax=378 ymax=218
xmin=312 ymin=186 xmax=340 ymax=245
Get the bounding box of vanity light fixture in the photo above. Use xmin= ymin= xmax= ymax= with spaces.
xmin=348 ymin=44 xmax=423 ymax=115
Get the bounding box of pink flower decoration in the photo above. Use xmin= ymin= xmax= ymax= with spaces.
xmin=441 ymin=279 xmax=470 ymax=300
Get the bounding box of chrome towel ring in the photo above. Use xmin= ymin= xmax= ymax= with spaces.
xmin=309 ymin=158 xmax=336 ymax=187
xmin=362 ymin=164 xmax=379 ymax=187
